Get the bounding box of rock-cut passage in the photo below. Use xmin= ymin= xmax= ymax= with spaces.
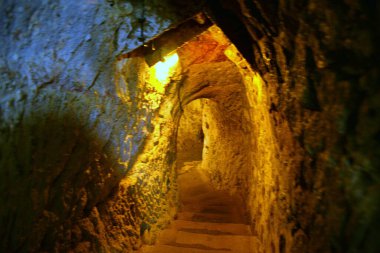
xmin=139 ymin=161 xmax=259 ymax=253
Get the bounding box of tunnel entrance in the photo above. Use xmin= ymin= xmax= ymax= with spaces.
xmin=161 ymin=95 xmax=255 ymax=252
xmin=171 ymin=24 xmax=255 ymax=197
xmin=115 ymin=12 xmax=271 ymax=253
xmin=137 ymin=18 xmax=262 ymax=252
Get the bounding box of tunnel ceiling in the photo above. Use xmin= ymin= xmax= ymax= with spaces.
xmin=121 ymin=11 xmax=251 ymax=116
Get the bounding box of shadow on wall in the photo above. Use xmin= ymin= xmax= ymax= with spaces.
xmin=0 ymin=90 xmax=147 ymax=252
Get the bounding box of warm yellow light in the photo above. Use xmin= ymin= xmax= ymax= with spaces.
xmin=252 ymin=73 xmax=263 ymax=102
xmin=144 ymin=52 xmax=179 ymax=109
xmin=224 ymin=44 xmax=263 ymax=103
xmin=152 ymin=53 xmax=179 ymax=85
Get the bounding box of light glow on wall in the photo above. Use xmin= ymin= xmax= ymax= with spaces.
xmin=144 ymin=52 xmax=179 ymax=109
xmin=150 ymin=53 xmax=179 ymax=92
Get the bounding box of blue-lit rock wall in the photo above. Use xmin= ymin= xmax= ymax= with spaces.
xmin=0 ymin=0 xmax=200 ymax=251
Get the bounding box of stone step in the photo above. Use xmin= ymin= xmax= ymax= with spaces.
xmin=140 ymin=244 xmax=231 ymax=253
xmin=171 ymin=220 xmax=251 ymax=236
xmin=180 ymin=204 xmax=234 ymax=214
xmin=179 ymin=188 xmax=234 ymax=200
xmin=180 ymin=195 xmax=233 ymax=207
xmin=155 ymin=221 xmax=252 ymax=245
xmin=138 ymin=164 xmax=257 ymax=253
xmin=175 ymin=231 xmax=258 ymax=253
xmin=179 ymin=204 xmax=236 ymax=215
xmin=177 ymin=212 xmax=247 ymax=224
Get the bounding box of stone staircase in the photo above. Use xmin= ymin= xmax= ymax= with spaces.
xmin=139 ymin=162 xmax=259 ymax=253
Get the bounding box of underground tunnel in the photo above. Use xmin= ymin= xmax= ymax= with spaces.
xmin=0 ymin=0 xmax=379 ymax=253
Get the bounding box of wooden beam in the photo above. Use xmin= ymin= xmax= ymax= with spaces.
xmin=118 ymin=13 xmax=212 ymax=66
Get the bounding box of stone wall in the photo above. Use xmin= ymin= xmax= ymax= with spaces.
xmin=176 ymin=100 xmax=204 ymax=166
xmin=0 ymin=0 xmax=199 ymax=252
xmin=208 ymin=0 xmax=379 ymax=252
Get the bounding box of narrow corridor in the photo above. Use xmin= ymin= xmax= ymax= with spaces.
xmin=140 ymin=161 xmax=259 ymax=253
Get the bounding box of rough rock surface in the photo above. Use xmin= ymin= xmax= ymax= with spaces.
xmin=0 ymin=0 xmax=378 ymax=253
xmin=176 ymin=100 xmax=203 ymax=167
xmin=207 ymin=0 xmax=379 ymax=252
xmin=0 ymin=0 xmax=200 ymax=252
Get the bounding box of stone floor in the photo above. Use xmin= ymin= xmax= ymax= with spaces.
xmin=139 ymin=161 xmax=259 ymax=253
